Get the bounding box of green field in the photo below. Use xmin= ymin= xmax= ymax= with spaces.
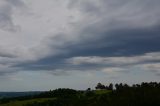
xmin=0 ymin=98 xmax=55 ymax=106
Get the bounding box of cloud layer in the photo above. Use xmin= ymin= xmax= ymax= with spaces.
xmin=0 ymin=0 xmax=160 ymax=78
xmin=67 ymin=52 xmax=160 ymax=75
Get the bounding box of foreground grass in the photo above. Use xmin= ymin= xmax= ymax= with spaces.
xmin=0 ymin=90 xmax=111 ymax=106
xmin=0 ymin=98 xmax=55 ymax=106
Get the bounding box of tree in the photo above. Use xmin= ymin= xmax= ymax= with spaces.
xmin=95 ymin=83 xmax=106 ymax=89
xmin=108 ymin=83 xmax=113 ymax=90
xmin=86 ymin=88 xmax=91 ymax=91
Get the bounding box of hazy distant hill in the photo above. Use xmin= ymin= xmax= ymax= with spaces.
xmin=0 ymin=92 xmax=42 ymax=98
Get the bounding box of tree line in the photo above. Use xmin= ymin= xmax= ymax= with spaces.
xmin=0 ymin=82 xmax=160 ymax=106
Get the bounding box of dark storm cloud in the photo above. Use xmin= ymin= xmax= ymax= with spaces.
xmin=66 ymin=27 xmax=160 ymax=57
xmin=12 ymin=24 xmax=160 ymax=74
xmin=1 ymin=0 xmax=160 ymax=76
xmin=8 ymin=25 xmax=160 ymax=76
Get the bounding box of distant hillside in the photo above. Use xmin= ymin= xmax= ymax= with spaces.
xmin=0 ymin=92 xmax=42 ymax=98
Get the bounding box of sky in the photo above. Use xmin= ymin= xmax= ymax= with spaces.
xmin=0 ymin=0 xmax=160 ymax=91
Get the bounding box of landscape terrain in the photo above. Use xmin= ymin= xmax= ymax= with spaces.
xmin=0 ymin=0 xmax=160 ymax=106
xmin=0 ymin=82 xmax=160 ymax=106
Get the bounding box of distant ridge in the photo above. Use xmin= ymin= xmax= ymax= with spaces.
xmin=0 ymin=91 xmax=43 ymax=98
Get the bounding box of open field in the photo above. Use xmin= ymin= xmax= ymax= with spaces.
xmin=0 ymin=98 xmax=55 ymax=106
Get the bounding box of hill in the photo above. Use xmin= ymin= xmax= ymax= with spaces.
xmin=0 ymin=92 xmax=42 ymax=98
xmin=0 ymin=82 xmax=160 ymax=106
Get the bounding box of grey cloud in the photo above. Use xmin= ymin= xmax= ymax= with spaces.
xmin=0 ymin=63 xmax=20 ymax=76
xmin=156 ymin=73 xmax=160 ymax=76
xmin=68 ymin=0 xmax=160 ymax=28
xmin=1 ymin=0 xmax=160 ymax=76
xmin=0 ymin=53 xmax=16 ymax=58
xmin=67 ymin=52 xmax=160 ymax=66
xmin=13 ymin=51 xmax=160 ymax=76
xmin=66 ymin=52 xmax=160 ymax=71
xmin=0 ymin=0 xmax=25 ymax=32
xmin=12 ymin=25 xmax=160 ymax=75
xmin=6 ymin=0 xmax=25 ymax=7
xmin=62 ymin=0 xmax=160 ymax=58
xmin=142 ymin=64 xmax=160 ymax=72
xmin=139 ymin=63 xmax=160 ymax=76
xmin=47 ymin=69 xmax=71 ymax=76
xmin=0 ymin=46 xmax=18 ymax=58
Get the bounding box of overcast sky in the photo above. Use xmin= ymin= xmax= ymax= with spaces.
xmin=0 ymin=0 xmax=160 ymax=91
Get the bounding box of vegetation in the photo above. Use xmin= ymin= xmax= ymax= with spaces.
xmin=0 ymin=82 xmax=160 ymax=106
xmin=0 ymin=98 xmax=55 ymax=106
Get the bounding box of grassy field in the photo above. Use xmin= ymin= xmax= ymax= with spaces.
xmin=0 ymin=98 xmax=55 ymax=106
xmin=0 ymin=90 xmax=111 ymax=106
